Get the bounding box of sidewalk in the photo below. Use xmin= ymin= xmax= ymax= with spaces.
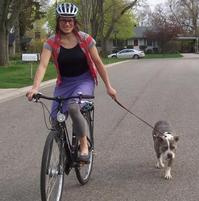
xmin=0 ymin=61 xmax=129 ymax=104
xmin=0 ymin=79 xmax=56 ymax=104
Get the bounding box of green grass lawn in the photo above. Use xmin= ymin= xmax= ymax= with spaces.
xmin=0 ymin=54 xmax=182 ymax=88
xmin=0 ymin=61 xmax=56 ymax=88
xmin=0 ymin=58 xmax=126 ymax=88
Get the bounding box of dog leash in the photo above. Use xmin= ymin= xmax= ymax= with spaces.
xmin=114 ymin=98 xmax=156 ymax=131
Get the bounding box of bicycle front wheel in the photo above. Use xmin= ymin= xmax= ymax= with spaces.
xmin=75 ymin=111 xmax=94 ymax=185
xmin=40 ymin=131 xmax=64 ymax=201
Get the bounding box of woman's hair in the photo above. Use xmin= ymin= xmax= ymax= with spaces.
xmin=55 ymin=16 xmax=80 ymax=34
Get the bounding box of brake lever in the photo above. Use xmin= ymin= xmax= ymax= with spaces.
xmin=33 ymin=92 xmax=42 ymax=102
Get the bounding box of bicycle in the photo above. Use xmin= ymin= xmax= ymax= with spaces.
xmin=33 ymin=92 xmax=95 ymax=201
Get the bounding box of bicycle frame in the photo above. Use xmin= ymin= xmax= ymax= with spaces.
xmin=62 ymin=101 xmax=95 ymax=171
xmin=82 ymin=106 xmax=94 ymax=149
xmin=36 ymin=93 xmax=95 ymax=201
xmin=34 ymin=93 xmax=94 ymax=171
xmin=54 ymin=120 xmax=75 ymax=175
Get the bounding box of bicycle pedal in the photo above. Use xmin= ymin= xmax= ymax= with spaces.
xmin=80 ymin=161 xmax=90 ymax=165
xmin=79 ymin=162 xmax=86 ymax=166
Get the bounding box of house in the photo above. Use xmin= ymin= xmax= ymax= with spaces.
xmin=126 ymin=26 xmax=159 ymax=52
xmin=128 ymin=27 xmax=199 ymax=53
xmin=103 ymin=26 xmax=160 ymax=54
xmin=103 ymin=26 xmax=198 ymax=54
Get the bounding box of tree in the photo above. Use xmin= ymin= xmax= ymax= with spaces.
xmin=96 ymin=0 xmax=139 ymax=55
xmin=79 ymin=0 xmax=139 ymax=55
xmin=79 ymin=0 xmax=92 ymax=33
xmin=0 ymin=0 xmax=23 ymax=66
xmin=0 ymin=0 xmax=46 ymax=66
xmin=134 ymin=3 xmax=152 ymax=26
xmin=18 ymin=1 xmax=45 ymax=52
xmin=168 ymin=0 xmax=199 ymax=36
xmin=145 ymin=4 xmax=183 ymax=53
xmin=45 ymin=2 xmax=57 ymax=34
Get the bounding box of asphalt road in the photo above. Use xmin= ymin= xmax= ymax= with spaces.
xmin=1 ymin=57 xmax=199 ymax=201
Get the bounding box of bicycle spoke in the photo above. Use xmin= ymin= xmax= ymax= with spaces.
xmin=41 ymin=132 xmax=64 ymax=201
xmin=46 ymin=176 xmax=57 ymax=201
xmin=47 ymin=141 xmax=61 ymax=199
xmin=46 ymin=174 xmax=62 ymax=201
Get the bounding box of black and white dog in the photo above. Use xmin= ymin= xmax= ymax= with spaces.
xmin=152 ymin=121 xmax=179 ymax=179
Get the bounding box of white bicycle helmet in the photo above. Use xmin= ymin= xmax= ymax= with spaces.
xmin=56 ymin=3 xmax=78 ymax=17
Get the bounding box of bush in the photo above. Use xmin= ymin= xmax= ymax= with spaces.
xmin=144 ymin=47 xmax=160 ymax=54
xmin=139 ymin=45 xmax=147 ymax=51
xmin=161 ymin=41 xmax=181 ymax=54
xmin=27 ymin=39 xmax=43 ymax=53
xmin=9 ymin=53 xmax=22 ymax=61
xmin=126 ymin=45 xmax=134 ymax=49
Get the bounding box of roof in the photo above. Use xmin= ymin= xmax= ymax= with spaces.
xmin=133 ymin=26 xmax=149 ymax=38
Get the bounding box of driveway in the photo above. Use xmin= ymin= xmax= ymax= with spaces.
xmin=181 ymin=53 xmax=199 ymax=58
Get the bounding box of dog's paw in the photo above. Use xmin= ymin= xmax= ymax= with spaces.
xmin=164 ymin=174 xmax=172 ymax=180
xmin=164 ymin=173 xmax=172 ymax=180
xmin=164 ymin=167 xmax=172 ymax=180
xmin=156 ymin=162 xmax=164 ymax=169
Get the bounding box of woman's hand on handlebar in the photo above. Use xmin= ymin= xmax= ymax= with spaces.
xmin=26 ymin=88 xmax=38 ymax=101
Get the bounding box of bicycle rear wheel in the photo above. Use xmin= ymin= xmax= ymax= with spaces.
xmin=40 ymin=131 xmax=64 ymax=201
xmin=75 ymin=111 xmax=94 ymax=185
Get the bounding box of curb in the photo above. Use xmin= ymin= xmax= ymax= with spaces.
xmin=0 ymin=60 xmax=130 ymax=104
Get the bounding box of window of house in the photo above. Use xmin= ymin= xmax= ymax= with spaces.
xmin=134 ymin=39 xmax=138 ymax=46
xmin=147 ymin=39 xmax=153 ymax=46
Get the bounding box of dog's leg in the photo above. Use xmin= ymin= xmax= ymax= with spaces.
xmin=164 ymin=159 xmax=173 ymax=179
xmin=156 ymin=154 xmax=164 ymax=169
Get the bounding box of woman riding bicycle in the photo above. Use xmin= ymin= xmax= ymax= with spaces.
xmin=26 ymin=2 xmax=117 ymax=163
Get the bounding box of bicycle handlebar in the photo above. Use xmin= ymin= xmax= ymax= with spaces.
xmin=33 ymin=93 xmax=95 ymax=102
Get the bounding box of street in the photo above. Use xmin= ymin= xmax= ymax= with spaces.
xmin=1 ymin=57 xmax=199 ymax=201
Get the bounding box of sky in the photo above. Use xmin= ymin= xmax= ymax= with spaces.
xmin=146 ymin=0 xmax=167 ymax=10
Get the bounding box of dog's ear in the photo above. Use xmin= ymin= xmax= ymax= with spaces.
xmin=157 ymin=136 xmax=164 ymax=142
xmin=174 ymin=136 xmax=179 ymax=142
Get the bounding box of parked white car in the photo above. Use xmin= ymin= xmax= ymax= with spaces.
xmin=108 ymin=49 xmax=145 ymax=59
